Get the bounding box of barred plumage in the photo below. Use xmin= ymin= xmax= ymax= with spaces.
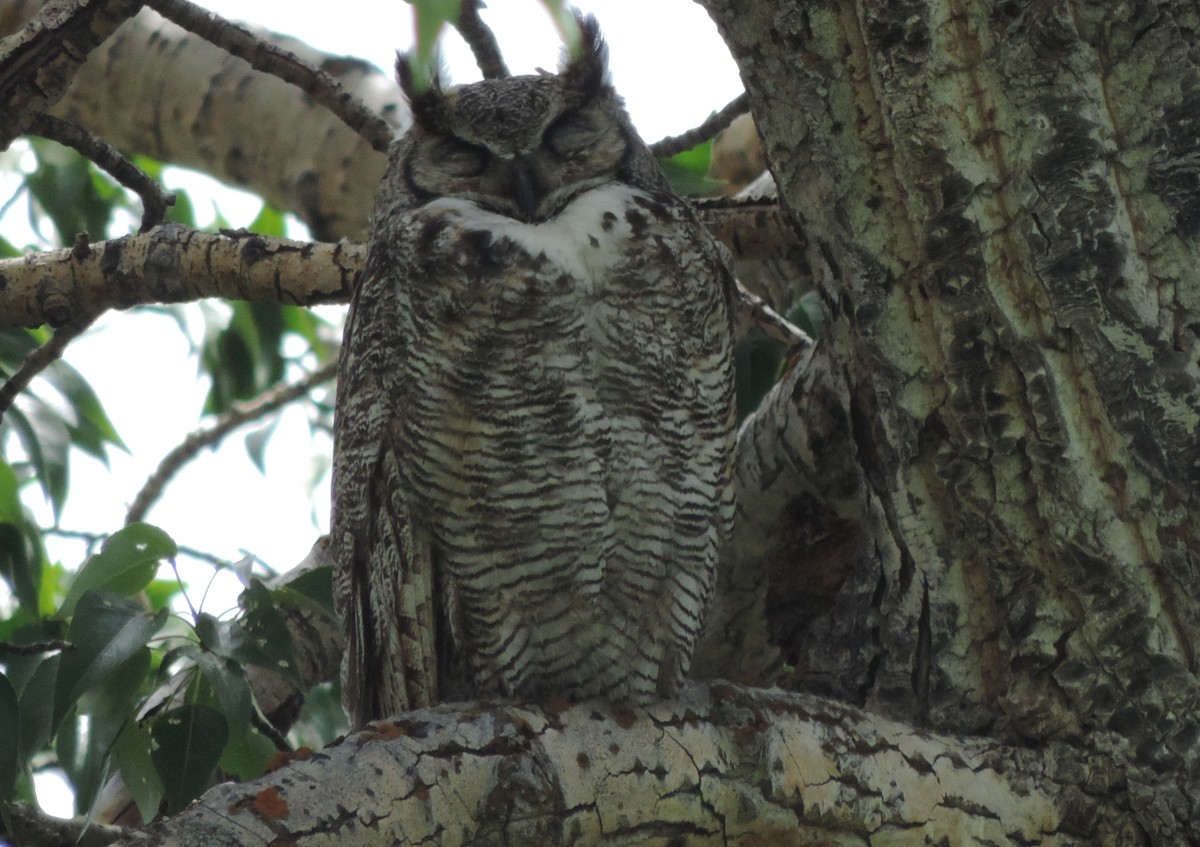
xmin=331 ymin=16 xmax=736 ymax=726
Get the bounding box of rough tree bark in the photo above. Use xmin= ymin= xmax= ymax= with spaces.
xmin=2 ymin=0 xmax=1198 ymax=844
xmin=697 ymin=0 xmax=1200 ymax=842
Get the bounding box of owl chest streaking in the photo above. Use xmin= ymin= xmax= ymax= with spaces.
xmin=332 ymin=16 xmax=736 ymax=726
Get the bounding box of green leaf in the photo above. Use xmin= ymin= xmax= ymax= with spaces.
xmin=166 ymin=188 xmax=197 ymax=228
xmin=0 ymin=524 xmax=42 ymax=615
xmin=0 ymin=460 xmax=41 ymax=611
xmin=43 ymin=359 xmax=127 ymax=461
xmin=201 ymin=302 xmax=290 ymax=414
xmin=143 ymin=577 xmax=184 ymax=613
xmin=658 ymin=140 xmax=723 ymax=197
xmin=8 ymin=401 xmax=70 ymax=519
xmin=78 ymin=647 xmax=151 ymax=721
xmin=53 ymin=592 xmax=167 ymax=731
xmin=406 ymin=0 xmax=462 ymax=90
xmin=114 ymin=721 xmax=163 ymax=822
xmin=219 ymin=726 xmax=275 ymax=781
xmin=0 ymin=458 xmax=20 ymax=523
xmin=280 ymin=306 xmax=330 ymax=354
xmin=0 ymin=672 xmax=20 ymax=800
xmin=248 ymin=204 xmax=285 ymax=238
xmin=228 ymin=581 xmax=299 ymax=684
xmin=0 ymin=328 xmax=40 ymax=373
xmin=70 ymin=648 xmax=151 ymax=813
xmin=18 ymin=656 xmax=57 ymax=764
xmin=150 ymin=705 xmax=228 ymax=813
xmin=287 ymin=681 xmax=348 ymax=751
xmin=279 ymin=565 xmax=335 ymax=620
xmin=57 ymin=524 xmax=177 ymax=618
xmin=0 ymin=234 xmax=18 ymax=259
xmin=734 ymin=329 xmax=786 ymax=423
xmin=194 ymin=652 xmax=252 ymax=744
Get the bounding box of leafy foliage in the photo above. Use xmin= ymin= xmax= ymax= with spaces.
xmin=0 ymin=522 xmax=340 ymax=819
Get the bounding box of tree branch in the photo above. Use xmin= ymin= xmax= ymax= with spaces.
xmin=0 ymin=211 xmax=796 ymax=329
xmin=105 ymin=684 xmax=1132 ymax=846
xmin=454 ymin=0 xmax=508 ymax=79
xmin=649 ymin=92 xmax=750 ymax=158
xmin=3 ymin=801 xmax=126 ymax=847
xmin=0 ymin=313 xmax=95 ymax=419
xmin=0 ymin=226 xmax=363 ymax=328
xmin=27 ymin=114 xmax=175 ymax=232
xmin=142 ymin=0 xmax=394 ymax=153
xmin=0 ymin=0 xmax=144 ymax=147
xmin=125 ymin=360 xmax=337 ymax=524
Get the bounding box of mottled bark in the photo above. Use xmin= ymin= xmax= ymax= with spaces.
xmin=0 ymin=226 xmax=361 ymax=327
xmin=110 ymin=684 xmax=1136 ymax=847
xmin=699 ymin=0 xmax=1200 ymax=841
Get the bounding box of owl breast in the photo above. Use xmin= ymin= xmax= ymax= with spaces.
xmin=391 ymin=182 xmax=736 ymax=701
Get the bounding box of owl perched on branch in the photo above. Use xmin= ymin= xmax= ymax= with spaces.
xmin=331 ymin=15 xmax=736 ymax=727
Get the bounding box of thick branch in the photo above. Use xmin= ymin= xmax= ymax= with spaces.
xmin=0 ymin=0 xmax=144 ymax=147
xmin=0 ymin=226 xmax=363 ymax=327
xmin=0 ymin=210 xmax=790 ymax=327
xmin=143 ymin=0 xmax=393 ymax=152
xmin=109 ymin=684 xmax=1130 ymax=847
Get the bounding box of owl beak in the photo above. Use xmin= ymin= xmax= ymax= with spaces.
xmin=510 ymin=156 xmax=543 ymax=221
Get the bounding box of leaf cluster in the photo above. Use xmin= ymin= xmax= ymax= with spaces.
xmin=0 ymin=520 xmax=340 ymax=821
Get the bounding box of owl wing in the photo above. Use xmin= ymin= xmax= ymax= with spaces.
xmin=331 ymin=247 xmax=437 ymax=726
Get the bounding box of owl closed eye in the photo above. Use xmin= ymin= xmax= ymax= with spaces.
xmin=395 ymin=26 xmax=640 ymax=223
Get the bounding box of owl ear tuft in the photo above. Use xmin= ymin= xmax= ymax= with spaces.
xmin=397 ymin=52 xmax=450 ymax=130
xmin=560 ymin=13 xmax=609 ymax=106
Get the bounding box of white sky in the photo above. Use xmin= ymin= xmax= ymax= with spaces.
xmin=5 ymin=5 xmax=742 ymax=811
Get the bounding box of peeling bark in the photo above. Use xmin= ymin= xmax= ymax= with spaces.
xmin=111 ymin=684 xmax=1138 ymax=847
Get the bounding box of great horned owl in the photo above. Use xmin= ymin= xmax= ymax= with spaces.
xmin=331 ymin=16 xmax=736 ymax=726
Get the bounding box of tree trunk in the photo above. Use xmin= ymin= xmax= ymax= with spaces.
xmin=698 ymin=0 xmax=1200 ymax=842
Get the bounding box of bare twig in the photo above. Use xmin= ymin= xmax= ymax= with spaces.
xmin=454 ymin=0 xmax=508 ymax=79
xmin=0 ymin=314 xmax=95 ymax=421
xmin=143 ymin=0 xmax=395 ymax=152
xmin=125 ymin=360 xmax=338 ymax=524
xmin=0 ymin=639 xmax=73 ymax=655
xmin=29 ymin=113 xmax=176 ymax=232
xmin=650 ymin=92 xmax=750 ymax=158
xmin=734 ymin=279 xmax=812 ymax=351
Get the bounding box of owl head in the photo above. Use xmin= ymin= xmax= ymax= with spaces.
xmin=393 ymin=15 xmax=666 ymax=222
